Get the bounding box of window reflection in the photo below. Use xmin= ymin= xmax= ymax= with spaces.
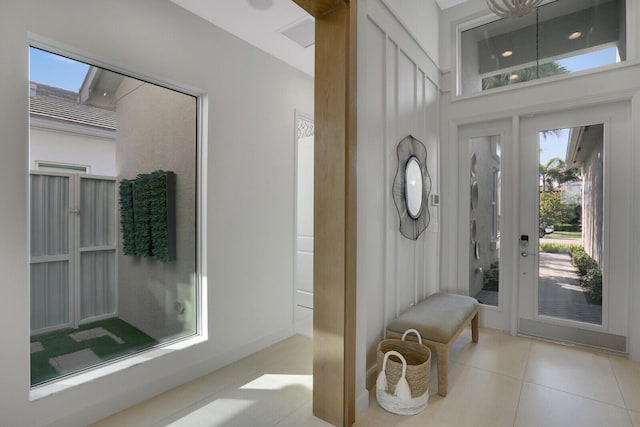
xmin=469 ymin=136 xmax=501 ymax=306
xmin=29 ymin=47 xmax=198 ymax=386
xmin=461 ymin=0 xmax=626 ymax=95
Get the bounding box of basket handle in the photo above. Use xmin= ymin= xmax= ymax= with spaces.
xmin=401 ymin=328 xmax=423 ymax=344
xmin=378 ymin=350 xmax=412 ymax=400
xmin=381 ymin=350 xmax=407 ymax=377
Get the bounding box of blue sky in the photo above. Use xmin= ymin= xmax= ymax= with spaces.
xmin=557 ymin=46 xmax=618 ymax=73
xmin=29 ymin=47 xmax=89 ymax=92
xmin=539 ymin=128 xmax=570 ymax=166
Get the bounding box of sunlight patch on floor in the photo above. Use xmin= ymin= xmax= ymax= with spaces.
xmin=240 ymin=374 xmax=313 ymax=391
xmin=166 ymin=398 xmax=254 ymax=427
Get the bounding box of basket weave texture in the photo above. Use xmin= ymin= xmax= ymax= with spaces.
xmin=376 ymin=338 xmax=431 ymax=398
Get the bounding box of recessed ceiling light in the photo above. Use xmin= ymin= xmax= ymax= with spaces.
xmin=248 ymin=0 xmax=273 ymax=11
xmin=103 ymin=92 xmax=108 ymax=96
xmin=509 ymin=74 xmax=519 ymax=80
xmin=568 ymin=31 xmax=582 ymax=40
xmin=502 ymin=50 xmax=513 ymax=57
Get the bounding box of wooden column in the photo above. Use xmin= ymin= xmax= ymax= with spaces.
xmin=291 ymin=1 xmax=357 ymax=426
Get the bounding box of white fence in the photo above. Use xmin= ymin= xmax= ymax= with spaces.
xmin=30 ymin=171 xmax=117 ymax=334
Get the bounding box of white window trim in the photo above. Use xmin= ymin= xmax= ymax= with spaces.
xmin=27 ymin=37 xmax=208 ymax=398
xmin=35 ymin=160 xmax=89 ymax=174
xmin=453 ymin=0 xmax=636 ymax=100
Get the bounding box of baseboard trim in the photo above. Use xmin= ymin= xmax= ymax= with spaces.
xmin=356 ymin=388 xmax=369 ymax=416
xmin=519 ymin=318 xmax=627 ymax=353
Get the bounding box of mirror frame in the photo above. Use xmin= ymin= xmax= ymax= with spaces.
xmin=392 ymin=135 xmax=431 ymax=240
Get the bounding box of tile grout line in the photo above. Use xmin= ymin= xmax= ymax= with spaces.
xmin=152 ymin=336 xmax=313 ymax=427
xmin=524 ymin=380 xmax=629 ymax=411
xmin=511 ymin=340 xmax=533 ymax=426
xmin=607 ymin=354 xmax=635 ymax=426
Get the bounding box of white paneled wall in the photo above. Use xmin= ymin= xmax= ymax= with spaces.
xmin=357 ymin=0 xmax=440 ymax=394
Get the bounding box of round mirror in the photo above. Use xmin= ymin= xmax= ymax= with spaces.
xmin=471 ymin=153 xmax=477 ymax=177
xmin=471 ymin=181 xmax=479 ymax=211
xmin=405 ymin=156 xmax=423 ymax=219
xmin=470 ymin=219 xmax=477 ymax=243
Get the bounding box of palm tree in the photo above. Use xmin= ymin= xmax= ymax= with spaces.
xmin=539 ymin=157 xmax=580 ymax=192
xmin=483 ymin=62 xmax=568 ymax=90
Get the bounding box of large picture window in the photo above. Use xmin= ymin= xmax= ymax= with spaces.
xmin=29 ymin=47 xmax=198 ymax=386
xmin=459 ymin=0 xmax=626 ymax=96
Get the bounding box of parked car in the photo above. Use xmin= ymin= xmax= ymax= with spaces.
xmin=539 ymin=225 xmax=554 ymax=238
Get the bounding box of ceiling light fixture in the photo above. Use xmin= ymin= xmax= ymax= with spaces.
xmin=568 ymin=31 xmax=582 ymax=40
xmin=486 ymin=0 xmax=543 ymax=19
xmin=509 ymin=74 xmax=519 ymax=80
xmin=248 ymin=0 xmax=273 ymax=11
xmin=502 ymin=50 xmax=513 ymax=57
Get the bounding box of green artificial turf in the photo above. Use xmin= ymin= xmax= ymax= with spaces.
xmin=30 ymin=317 xmax=157 ymax=386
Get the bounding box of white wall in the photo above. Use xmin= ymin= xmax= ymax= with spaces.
xmin=0 ymin=0 xmax=313 ymax=425
xmin=115 ymin=79 xmax=197 ymax=341
xmin=382 ymin=0 xmax=441 ymax=68
xmin=29 ymin=126 xmax=116 ymax=176
xmin=438 ymin=0 xmax=640 ymax=358
xmin=356 ymin=0 xmax=440 ymax=412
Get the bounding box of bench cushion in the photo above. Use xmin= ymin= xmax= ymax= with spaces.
xmin=386 ymin=293 xmax=479 ymax=344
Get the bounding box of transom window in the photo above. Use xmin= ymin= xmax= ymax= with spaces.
xmin=459 ymin=0 xmax=626 ymax=96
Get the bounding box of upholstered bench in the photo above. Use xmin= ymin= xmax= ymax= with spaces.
xmin=386 ymin=292 xmax=479 ymax=397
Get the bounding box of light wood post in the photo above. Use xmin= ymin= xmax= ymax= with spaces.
xmin=291 ymin=1 xmax=357 ymax=425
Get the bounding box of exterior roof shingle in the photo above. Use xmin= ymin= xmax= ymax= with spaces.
xmin=29 ymin=82 xmax=116 ymax=130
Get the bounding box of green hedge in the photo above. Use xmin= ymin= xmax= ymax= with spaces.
xmin=554 ymin=223 xmax=580 ymax=232
xmin=482 ymin=261 xmax=499 ymax=291
xmin=119 ymin=170 xmax=175 ymax=262
xmin=539 ymin=242 xmax=581 ymax=254
xmin=568 ymin=246 xmax=602 ymax=304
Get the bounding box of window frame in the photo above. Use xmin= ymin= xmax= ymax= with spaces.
xmin=27 ymin=38 xmax=207 ymax=399
xmin=454 ymin=0 xmax=636 ymax=99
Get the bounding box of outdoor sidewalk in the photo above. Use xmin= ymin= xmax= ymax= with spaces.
xmin=538 ymin=251 xmax=602 ymax=324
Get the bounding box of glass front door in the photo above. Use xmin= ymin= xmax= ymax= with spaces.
xmin=536 ymin=126 xmax=603 ymax=325
xmin=517 ymin=103 xmax=628 ymax=353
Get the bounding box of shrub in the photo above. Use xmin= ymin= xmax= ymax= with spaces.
xmin=539 ymin=242 xmax=580 ymax=254
xmin=568 ymin=246 xmax=602 ymax=305
xmin=583 ymin=268 xmax=602 ymax=304
xmin=482 ymin=261 xmax=499 ymax=291
xmin=554 ymin=223 xmax=579 ymax=232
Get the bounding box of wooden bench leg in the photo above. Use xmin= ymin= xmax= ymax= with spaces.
xmin=435 ymin=345 xmax=448 ymax=397
xmin=471 ymin=311 xmax=479 ymax=343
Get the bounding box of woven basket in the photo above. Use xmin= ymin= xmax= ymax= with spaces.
xmin=376 ymin=329 xmax=431 ymax=415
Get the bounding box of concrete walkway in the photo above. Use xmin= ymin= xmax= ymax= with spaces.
xmin=538 ymin=252 xmax=602 ymax=324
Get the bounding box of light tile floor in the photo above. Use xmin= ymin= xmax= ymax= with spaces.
xmin=92 ymin=328 xmax=640 ymax=427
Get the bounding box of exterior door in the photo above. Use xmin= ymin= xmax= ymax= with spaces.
xmin=458 ymin=119 xmax=515 ymax=331
xmin=517 ymin=102 xmax=630 ymax=353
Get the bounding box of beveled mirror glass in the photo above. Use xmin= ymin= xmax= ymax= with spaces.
xmin=405 ymin=156 xmax=423 ymax=219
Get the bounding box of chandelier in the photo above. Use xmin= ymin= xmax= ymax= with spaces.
xmin=486 ymin=0 xmax=543 ymax=18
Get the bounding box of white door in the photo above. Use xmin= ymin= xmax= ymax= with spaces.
xmin=517 ymin=102 xmax=630 ymax=353
xmin=458 ymin=119 xmax=515 ymax=331
xmin=294 ymin=113 xmax=314 ymax=336
xmin=30 ymin=172 xmax=117 ymax=334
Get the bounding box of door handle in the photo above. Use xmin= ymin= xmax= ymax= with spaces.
xmin=521 ymin=251 xmax=536 ymax=257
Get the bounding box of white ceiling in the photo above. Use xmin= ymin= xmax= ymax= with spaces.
xmin=171 ymin=0 xmax=315 ymax=76
xmin=435 ymin=0 xmax=469 ymax=9
xmin=170 ymin=0 xmax=470 ymax=78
